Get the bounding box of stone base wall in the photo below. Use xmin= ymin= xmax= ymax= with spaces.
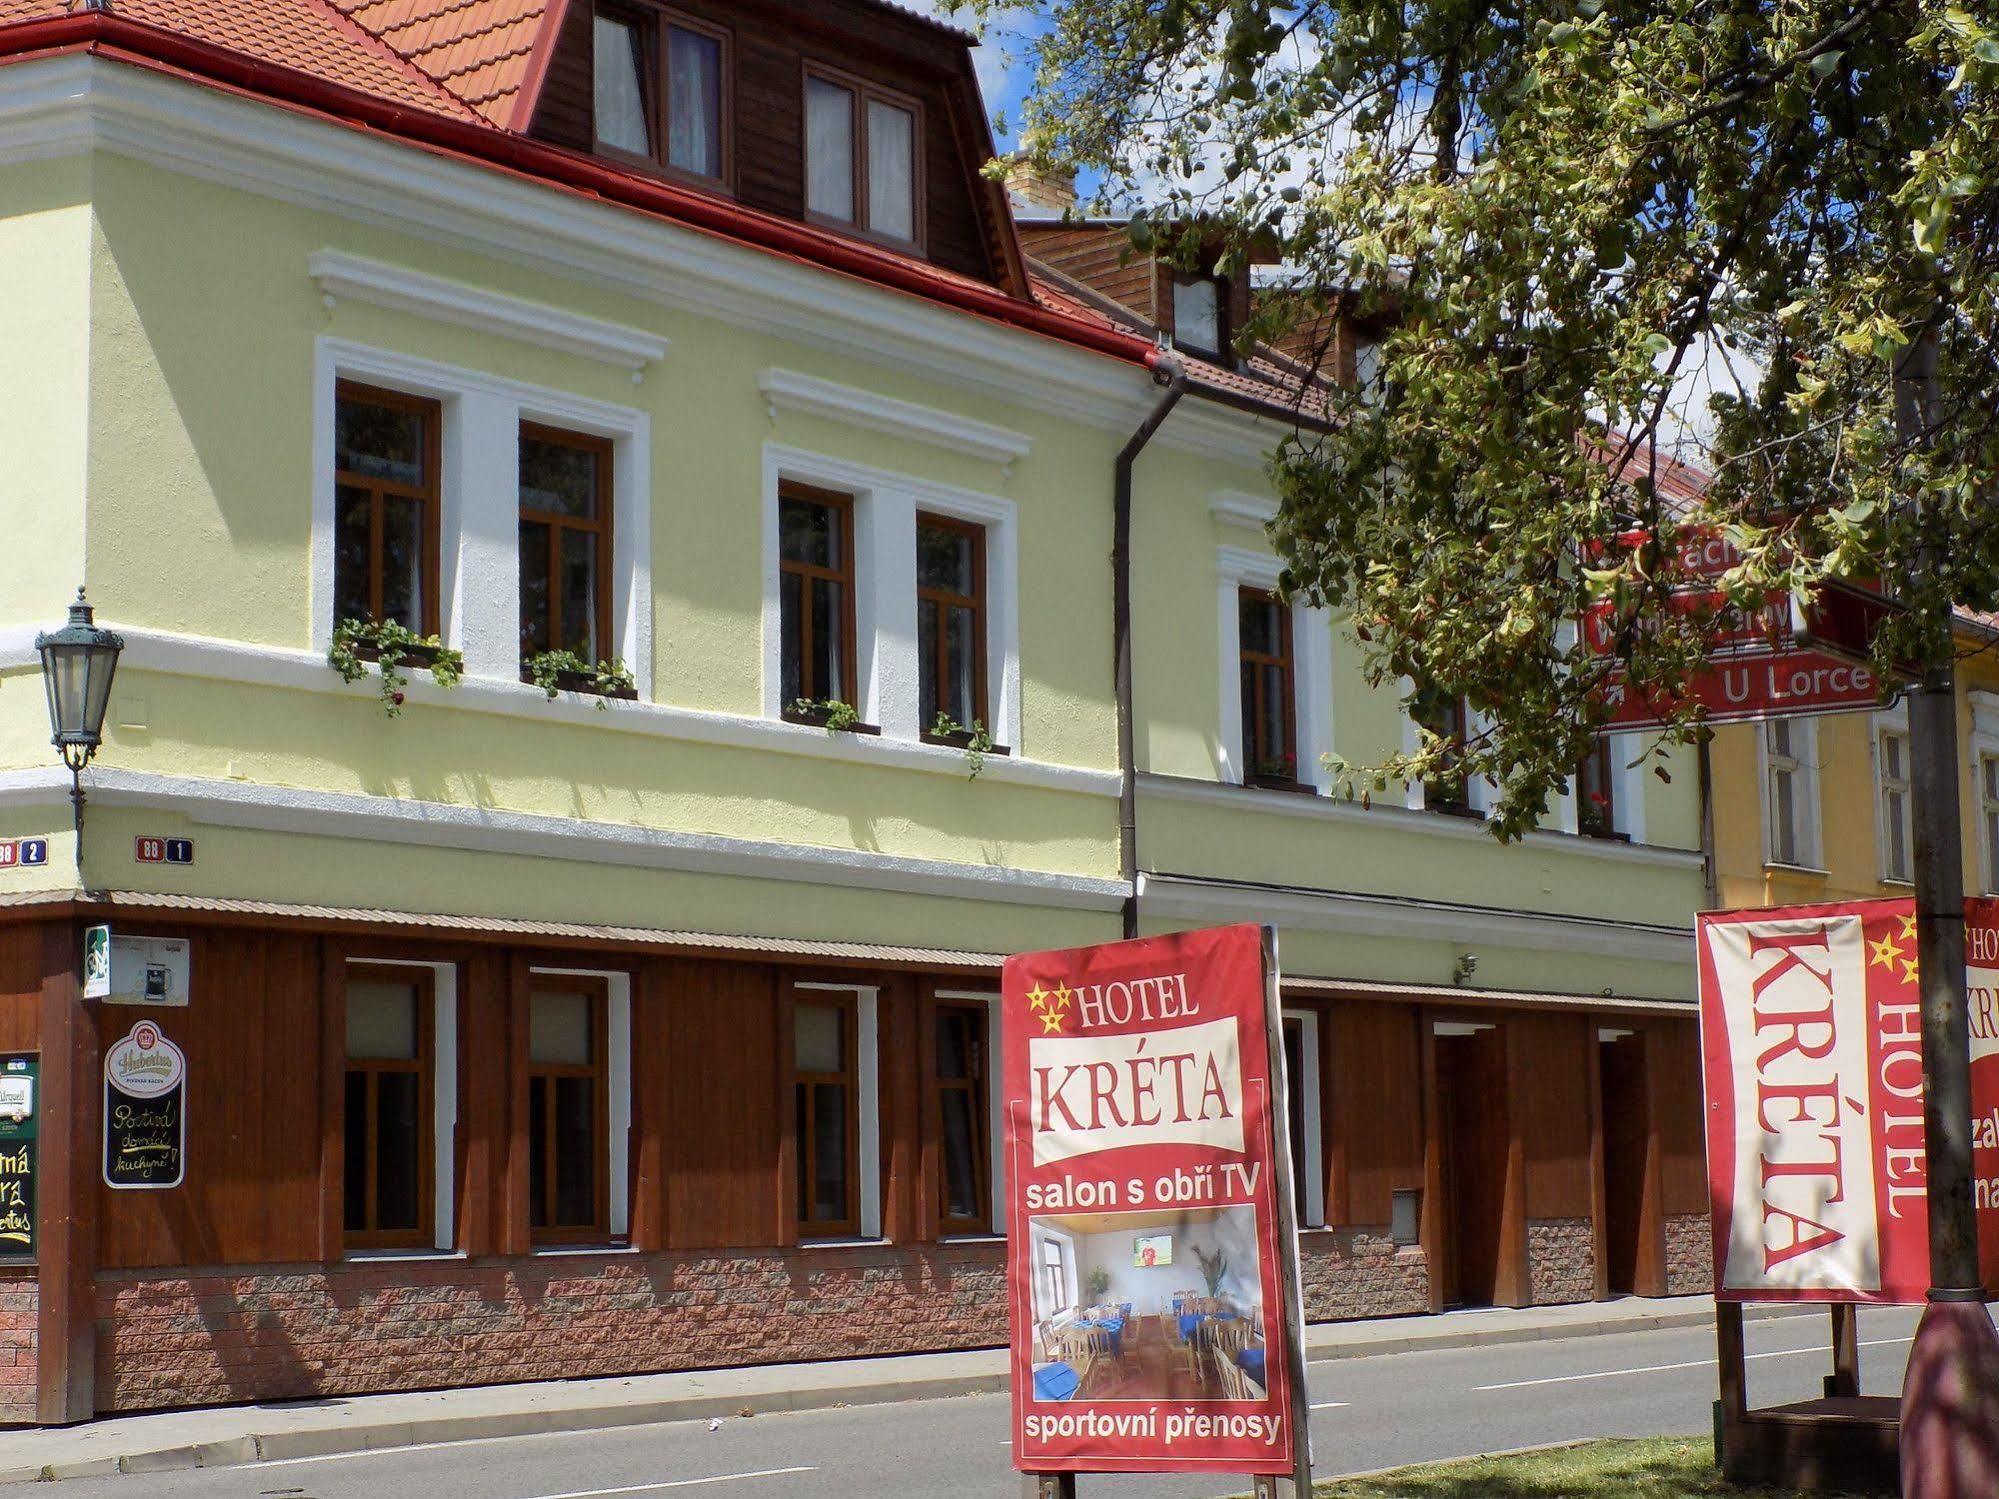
xmin=0 ymin=1269 xmax=35 ymax=1426
xmin=1299 ymin=1228 xmax=1429 ymax=1321
xmin=1527 ymin=1218 xmax=1597 ymax=1306
xmin=93 ymin=1243 xmax=1007 ymax=1415
xmin=1664 ymin=1212 xmax=1713 ymax=1296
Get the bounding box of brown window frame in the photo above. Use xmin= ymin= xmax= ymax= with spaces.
xmin=792 ymin=989 xmax=861 ymax=1239
xmin=800 ymin=62 xmax=927 ymax=252
xmin=333 ymin=381 xmax=442 ymax=637
xmin=343 ymin=964 xmax=436 ymax=1252
xmin=592 ymin=2 xmax=735 ymax=192
xmin=1576 ymin=736 xmax=1625 ymax=841
xmin=1238 ymin=586 xmax=1300 ymax=788
xmin=778 ymin=483 xmax=861 ymax=724
xmin=527 ymin=975 xmax=613 ymax=1246
xmin=518 ymin=423 xmax=616 ymax=669
xmin=916 ymin=512 xmax=989 ymax=742
xmin=1169 ymin=269 xmax=1232 ymax=363
xmin=932 ymin=999 xmax=991 ymax=1236
xmin=1414 ymin=690 xmax=1475 ymax=815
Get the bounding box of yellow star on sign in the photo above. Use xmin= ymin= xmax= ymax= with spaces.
xmin=1903 ymin=957 xmax=1921 ymax=986
xmin=1869 ymin=933 xmax=1906 ymax=970
xmin=1040 ymin=1008 xmax=1067 ymax=1034
xmin=1051 ymin=983 xmax=1073 ymax=1011
xmin=1025 ymin=983 xmax=1051 ymax=1014
xmin=1902 ymin=913 xmax=1919 ymax=940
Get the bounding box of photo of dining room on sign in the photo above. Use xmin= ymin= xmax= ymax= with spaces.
xmin=1028 ymin=1205 xmax=1268 ymax=1405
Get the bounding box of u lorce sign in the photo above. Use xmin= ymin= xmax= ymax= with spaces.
xmin=1696 ymin=899 xmax=1999 ymax=1301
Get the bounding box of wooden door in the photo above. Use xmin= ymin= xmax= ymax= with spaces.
xmin=1438 ymin=1029 xmax=1509 ymax=1307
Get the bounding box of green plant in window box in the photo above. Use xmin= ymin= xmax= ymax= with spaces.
xmin=791 ymin=698 xmax=862 ymax=734
xmin=522 ymin=649 xmax=638 ymax=707
xmin=329 ymin=618 xmax=464 ymax=717
xmin=930 ymin=713 xmax=995 ymax=779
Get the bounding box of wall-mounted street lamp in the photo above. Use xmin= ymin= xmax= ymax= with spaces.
xmin=35 ymin=589 xmax=123 ymax=877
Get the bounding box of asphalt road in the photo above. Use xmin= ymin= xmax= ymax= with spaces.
xmin=41 ymin=1305 xmax=1922 ymax=1499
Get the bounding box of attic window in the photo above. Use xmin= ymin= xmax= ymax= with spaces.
xmin=1172 ymin=272 xmax=1227 ymax=359
xmin=593 ymin=5 xmax=730 ymax=186
xmin=805 ymin=68 xmax=922 ymax=248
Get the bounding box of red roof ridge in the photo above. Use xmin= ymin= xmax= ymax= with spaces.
xmin=311 ymin=0 xmax=489 ymax=124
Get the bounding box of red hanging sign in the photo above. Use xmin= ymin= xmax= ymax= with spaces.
xmin=1697 ymin=898 xmax=1999 ymax=1302
xmin=1003 ymin=924 xmax=1303 ymax=1478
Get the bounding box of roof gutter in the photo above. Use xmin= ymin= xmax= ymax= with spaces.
xmin=1114 ymin=351 xmax=1188 ymax=940
xmin=0 ymin=12 xmax=1155 ymax=368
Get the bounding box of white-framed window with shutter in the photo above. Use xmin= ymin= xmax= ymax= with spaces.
xmin=1877 ymin=706 xmax=1913 ymax=884
xmin=1763 ymin=716 xmax=1822 ymax=869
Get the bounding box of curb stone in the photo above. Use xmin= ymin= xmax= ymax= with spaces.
xmin=1 ymin=1302 xmax=1800 ymax=1485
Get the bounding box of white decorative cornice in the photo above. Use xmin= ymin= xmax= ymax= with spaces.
xmin=1209 ymin=489 xmax=1278 ymax=528
xmin=308 ymin=250 xmax=669 ymax=382
xmin=757 ymin=368 xmax=1033 ymax=473
xmin=0 ymin=55 xmax=1280 ymax=467
xmin=1136 ymin=870 xmax=1695 ymax=965
xmin=0 ymin=767 xmax=1127 ymax=911
xmin=0 ymin=625 xmax=1118 ymax=798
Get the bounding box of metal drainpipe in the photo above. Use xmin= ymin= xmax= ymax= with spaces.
xmin=1114 ymin=354 xmax=1188 ymax=940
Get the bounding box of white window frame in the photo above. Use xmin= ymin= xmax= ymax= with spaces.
xmin=1217 ymin=547 xmax=1333 ymax=792
xmin=1280 ymin=1007 xmax=1326 ymax=1229
xmin=1399 ymin=683 xmax=1488 ymax=816
xmin=761 ymin=444 xmax=1020 ymax=749
xmin=346 ymin=957 xmax=458 ymax=1256
xmin=1760 ymin=715 xmax=1823 ymax=870
xmin=312 ymin=338 xmax=653 ymax=695
xmin=936 ymin=988 xmax=1005 ymax=1234
xmin=527 ymin=966 xmax=634 ymax=1245
xmin=1873 ymin=700 xmax=1914 ymax=886
xmin=1972 ymin=691 xmax=1999 ymax=895
xmin=794 ymin=980 xmax=882 ymax=1241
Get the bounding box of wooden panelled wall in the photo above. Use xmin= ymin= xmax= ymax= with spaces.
xmin=531 ymin=0 xmax=1003 ymax=285
xmin=0 ymin=915 xmax=1711 ymax=1285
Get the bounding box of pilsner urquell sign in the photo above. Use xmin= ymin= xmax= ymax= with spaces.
xmin=1003 ymin=924 xmax=1303 ymax=1478
xmin=1697 ymin=898 xmax=1999 ymax=1302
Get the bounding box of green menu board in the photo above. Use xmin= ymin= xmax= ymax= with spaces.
xmin=0 ymin=1054 xmax=35 ymax=1260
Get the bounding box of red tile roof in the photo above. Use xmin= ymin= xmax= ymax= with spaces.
xmin=330 ymin=0 xmax=553 ymax=126
xmin=0 ymin=0 xmax=487 ymax=119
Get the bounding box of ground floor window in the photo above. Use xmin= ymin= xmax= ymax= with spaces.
xmin=794 ymin=991 xmax=860 ymax=1235
xmin=344 ymin=967 xmax=435 ymax=1248
xmin=934 ymin=999 xmax=991 ymax=1233
xmin=529 ymin=976 xmax=610 ymax=1242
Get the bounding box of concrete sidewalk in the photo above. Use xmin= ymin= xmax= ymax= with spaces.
xmin=0 ymin=1294 xmax=1785 ymax=1485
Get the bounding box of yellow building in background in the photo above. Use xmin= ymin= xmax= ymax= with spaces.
xmin=1709 ymin=619 xmax=1999 ymax=909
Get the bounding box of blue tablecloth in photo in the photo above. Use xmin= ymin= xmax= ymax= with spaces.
xmin=1034 ymin=1362 xmax=1080 ymax=1401
xmin=1078 ymin=1314 xmax=1125 ymax=1354
xmin=1237 ymin=1346 xmax=1266 ymax=1388
xmin=1180 ymin=1309 xmax=1240 ymax=1341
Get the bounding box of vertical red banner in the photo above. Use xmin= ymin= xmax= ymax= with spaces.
xmin=1698 ymin=898 xmax=1999 ymax=1303
xmin=1003 ymin=924 xmax=1301 ymax=1477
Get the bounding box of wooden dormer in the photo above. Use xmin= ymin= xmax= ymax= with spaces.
xmin=527 ymin=0 xmax=1026 ymax=293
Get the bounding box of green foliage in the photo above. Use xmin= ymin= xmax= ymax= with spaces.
xmin=792 ymin=698 xmax=863 ymax=733
xmin=930 ymin=712 xmax=996 ymax=779
xmin=522 ymin=649 xmax=638 ymax=707
xmin=1314 ymin=1436 xmax=1745 ymax=1497
xmin=328 ymin=618 xmax=463 ymax=718
xmin=1085 ymin=1264 xmax=1113 ymax=1303
xmin=1194 ymin=1242 xmax=1229 ymax=1297
xmin=956 ymin=0 xmax=1999 ymax=837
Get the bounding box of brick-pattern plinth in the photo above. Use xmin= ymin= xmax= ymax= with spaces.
xmin=0 ymin=1270 xmax=35 ymax=1426
xmin=1664 ymin=1212 xmax=1712 ymax=1296
xmin=1526 ymin=1218 xmax=1597 ymax=1305
xmin=93 ymin=1243 xmax=1007 ymax=1415
xmin=1299 ymin=1228 xmax=1429 ymax=1321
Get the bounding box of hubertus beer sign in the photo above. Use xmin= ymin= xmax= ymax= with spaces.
xmin=1002 ymin=924 xmax=1309 ymax=1481
xmin=1696 ymin=898 xmax=1999 ymax=1302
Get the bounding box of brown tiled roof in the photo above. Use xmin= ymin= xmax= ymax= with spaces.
xmin=0 ymin=0 xmax=489 ymax=118
xmin=330 ymin=0 xmax=554 ymax=126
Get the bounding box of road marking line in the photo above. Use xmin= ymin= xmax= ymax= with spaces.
xmin=1473 ymin=1335 xmax=1913 ymax=1392
xmin=521 ymin=1468 xmax=818 ymax=1498
xmin=1309 ymin=1401 xmax=1350 ymax=1410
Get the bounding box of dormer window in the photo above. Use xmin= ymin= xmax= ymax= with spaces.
xmin=593 ymin=5 xmax=730 ymax=185
xmin=805 ymin=68 xmax=921 ymax=247
xmin=1172 ymin=272 xmax=1227 ymax=359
